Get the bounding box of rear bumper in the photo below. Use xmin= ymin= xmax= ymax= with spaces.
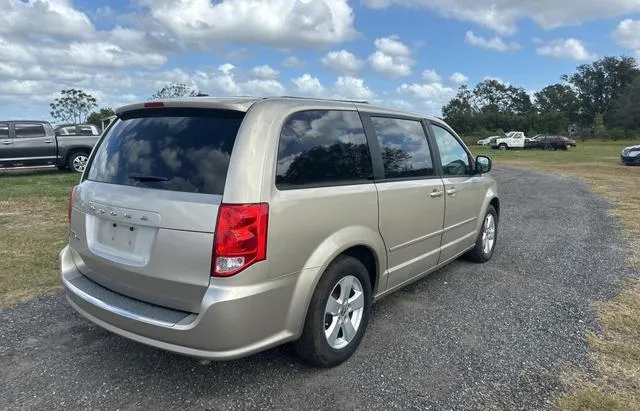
xmin=60 ymin=246 xmax=299 ymax=360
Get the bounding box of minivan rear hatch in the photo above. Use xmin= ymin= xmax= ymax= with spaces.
xmin=69 ymin=107 xmax=245 ymax=313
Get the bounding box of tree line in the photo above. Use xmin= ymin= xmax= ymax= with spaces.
xmin=442 ymin=56 xmax=640 ymax=140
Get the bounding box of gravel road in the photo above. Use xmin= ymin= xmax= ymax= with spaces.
xmin=0 ymin=167 xmax=634 ymax=410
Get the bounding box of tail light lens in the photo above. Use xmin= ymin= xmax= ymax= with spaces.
xmin=67 ymin=185 xmax=78 ymax=221
xmin=212 ymin=203 xmax=269 ymax=277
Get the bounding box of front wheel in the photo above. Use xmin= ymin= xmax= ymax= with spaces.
xmin=293 ymin=255 xmax=372 ymax=367
xmin=466 ymin=205 xmax=498 ymax=262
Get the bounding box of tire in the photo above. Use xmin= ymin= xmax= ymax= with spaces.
xmin=67 ymin=151 xmax=89 ymax=173
xmin=466 ymin=205 xmax=498 ymax=263
xmin=293 ymin=255 xmax=372 ymax=368
xmin=498 ymin=144 xmax=507 ymax=150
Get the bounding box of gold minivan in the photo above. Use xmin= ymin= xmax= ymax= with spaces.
xmin=61 ymin=96 xmax=499 ymax=367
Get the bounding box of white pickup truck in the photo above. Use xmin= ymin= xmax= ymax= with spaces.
xmin=491 ymin=131 xmax=535 ymax=150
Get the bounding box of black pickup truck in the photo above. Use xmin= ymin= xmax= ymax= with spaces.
xmin=0 ymin=120 xmax=100 ymax=173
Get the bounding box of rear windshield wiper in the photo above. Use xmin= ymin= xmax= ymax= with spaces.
xmin=128 ymin=174 xmax=171 ymax=183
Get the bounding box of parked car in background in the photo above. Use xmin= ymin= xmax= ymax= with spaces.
xmin=530 ymin=135 xmax=576 ymax=150
xmin=0 ymin=120 xmax=100 ymax=172
xmin=621 ymin=144 xmax=640 ymax=165
xmin=55 ymin=123 xmax=101 ymax=137
xmin=491 ymin=131 xmax=537 ymax=150
xmin=477 ymin=136 xmax=499 ymax=146
xmin=61 ymin=96 xmax=500 ymax=367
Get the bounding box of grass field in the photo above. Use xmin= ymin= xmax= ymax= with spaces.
xmin=0 ymin=169 xmax=79 ymax=306
xmin=0 ymin=141 xmax=638 ymax=408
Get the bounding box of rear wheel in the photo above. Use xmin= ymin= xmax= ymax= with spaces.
xmin=68 ymin=151 xmax=89 ymax=173
xmin=498 ymin=143 xmax=507 ymax=150
xmin=466 ymin=205 xmax=498 ymax=263
xmin=293 ymin=255 xmax=372 ymax=367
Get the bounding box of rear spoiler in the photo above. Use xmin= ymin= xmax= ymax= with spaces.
xmin=115 ymin=98 xmax=260 ymax=116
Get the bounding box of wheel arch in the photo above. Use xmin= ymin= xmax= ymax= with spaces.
xmin=285 ymin=227 xmax=387 ymax=338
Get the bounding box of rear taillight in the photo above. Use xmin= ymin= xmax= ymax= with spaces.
xmin=67 ymin=185 xmax=78 ymax=221
xmin=212 ymin=203 xmax=269 ymax=277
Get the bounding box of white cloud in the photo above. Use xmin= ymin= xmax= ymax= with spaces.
xmin=321 ymin=49 xmax=364 ymax=73
xmin=197 ymin=64 xmax=286 ymax=96
xmin=374 ymin=36 xmax=412 ymax=56
xmin=242 ymin=79 xmax=286 ymax=95
xmin=333 ymin=76 xmax=376 ymax=100
xmin=283 ymin=56 xmax=307 ymax=68
xmin=465 ymin=31 xmax=521 ymax=52
xmin=250 ymin=65 xmax=280 ymax=79
xmin=397 ymin=82 xmax=456 ymax=102
xmin=612 ymin=19 xmax=640 ymax=59
xmin=396 ymin=82 xmax=457 ymax=115
xmin=422 ymin=69 xmax=442 ymax=83
xmin=450 ymin=72 xmax=469 ymax=85
xmin=292 ymin=74 xmax=326 ymax=96
xmin=361 ymin=0 xmax=640 ymax=35
xmin=536 ymin=38 xmax=597 ymax=61
xmin=140 ymin=0 xmax=358 ymax=48
xmin=218 ymin=63 xmax=236 ymax=75
xmin=368 ymin=35 xmax=414 ymax=77
xmin=0 ymin=0 xmax=94 ymax=41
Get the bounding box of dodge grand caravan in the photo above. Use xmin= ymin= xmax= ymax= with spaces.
xmin=61 ymin=96 xmax=499 ymax=367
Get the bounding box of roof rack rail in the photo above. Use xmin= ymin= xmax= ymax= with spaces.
xmin=277 ymin=96 xmax=370 ymax=104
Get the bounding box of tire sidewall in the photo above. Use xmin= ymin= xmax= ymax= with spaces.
xmin=479 ymin=206 xmax=498 ymax=260
xmin=304 ymin=257 xmax=372 ymax=367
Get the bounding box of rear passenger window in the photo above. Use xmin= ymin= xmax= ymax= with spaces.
xmin=0 ymin=123 xmax=8 ymax=138
xmin=86 ymin=108 xmax=244 ymax=195
xmin=14 ymin=123 xmax=46 ymax=138
xmin=370 ymin=117 xmax=434 ymax=179
xmin=276 ymin=110 xmax=373 ymax=188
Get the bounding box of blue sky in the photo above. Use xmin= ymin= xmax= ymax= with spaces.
xmin=1 ymin=0 xmax=639 ymax=121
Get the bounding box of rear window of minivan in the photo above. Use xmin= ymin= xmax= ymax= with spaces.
xmin=86 ymin=108 xmax=244 ymax=195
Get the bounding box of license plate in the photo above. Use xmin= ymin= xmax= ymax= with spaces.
xmin=97 ymin=220 xmax=138 ymax=252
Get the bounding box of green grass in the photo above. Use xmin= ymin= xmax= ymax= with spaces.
xmin=0 ymin=168 xmax=78 ymax=305
xmin=0 ymin=169 xmax=79 ymax=200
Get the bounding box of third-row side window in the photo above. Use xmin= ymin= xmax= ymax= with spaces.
xmin=370 ymin=116 xmax=434 ymax=179
xmin=276 ymin=110 xmax=373 ymax=188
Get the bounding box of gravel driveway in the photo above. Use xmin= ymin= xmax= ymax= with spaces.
xmin=0 ymin=167 xmax=634 ymax=410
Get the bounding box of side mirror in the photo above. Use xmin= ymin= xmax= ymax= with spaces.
xmin=475 ymin=155 xmax=492 ymax=174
